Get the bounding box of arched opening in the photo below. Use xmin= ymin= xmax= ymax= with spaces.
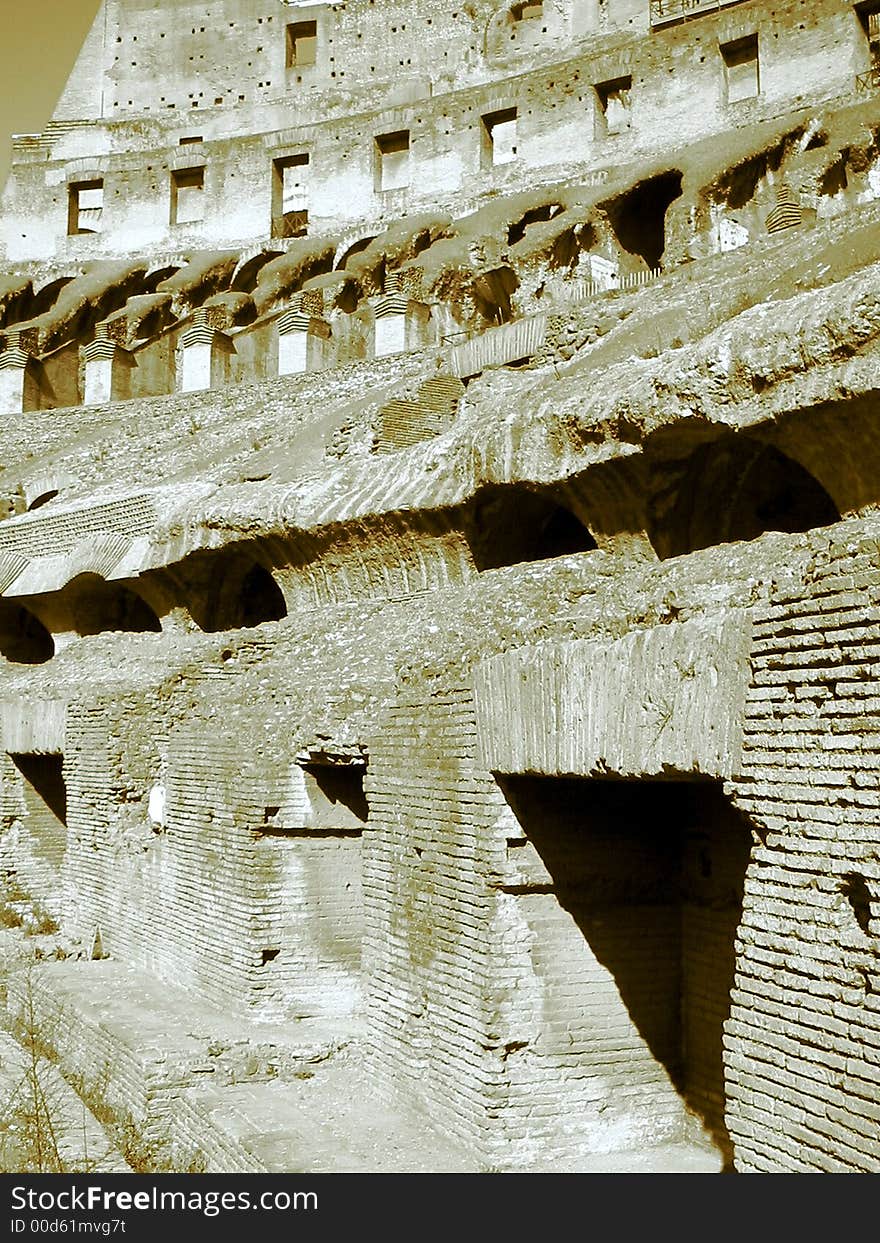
xmin=232 ymin=251 xmax=283 ymax=292
xmin=654 ymin=435 xmax=841 ymax=559
xmin=472 ymin=265 xmax=519 ymax=325
xmin=68 ymin=575 xmax=162 ymax=637
xmin=187 ymin=555 xmax=288 ymax=632
xmin=605 ymin=171 xmax=683 ymax=270
xmin=336 ymin=237 xmax=377 ymax=271
xmin=29 ymin=277 xmax=75 ymax=318
xmin=237 ymin=564 xmax=287 ymax=629
xmin=507 ymin=202 xmax=562 ymax=246
xmin=0 ymin=601 xmax=54 ymax=664
xmin=27 ymin=489 xmax=59 ymax=512
xmin=465 ymin=486 xmax=597 ymax=571
xmin=143 ymin=265 xmax=182 ymax=292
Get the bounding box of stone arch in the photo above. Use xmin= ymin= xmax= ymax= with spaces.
xmin=335 ymin=235 xmax=378 ymax=271
xmin=0 ymin=599 xmax=54 ymax=664
xmin=652 ymin=434 xmax=841 ymax=559
xmin=183 ymin=549 xmax=288 ymax=633
xmin=64 ymin=574 xmax=163 ymax=637
xmin=603 ymin=171 xmax=683 ymax=270
xmin=464 ymin=485 xmax=597 ymax=571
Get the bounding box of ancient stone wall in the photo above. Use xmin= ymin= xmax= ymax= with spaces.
xmin=727 ymin=534 xmax=880 ymax=1171
xmin=1 ymin=1 xmax=868 ymax=261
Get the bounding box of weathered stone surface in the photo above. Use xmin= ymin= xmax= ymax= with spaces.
xmin=473 ymin=613 xmax=751 ymax=779
xmin=0 ymin=0 xmax=878 ymax=1180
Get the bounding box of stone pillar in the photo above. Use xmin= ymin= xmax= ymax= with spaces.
xmin=277 ymin=291 xmax=331 ymax=376
xmin=0 ymin=329 xmax=40 ymax=415
xmin=373 ymin=293 xmax=431 ymax=358
xmin=81 ymin=336 xmax=134 ymax=405
xmin=178 ymin=313 xmax=233 ymax=393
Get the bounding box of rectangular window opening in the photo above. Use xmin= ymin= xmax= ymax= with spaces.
xmin=286 ymin=20 xmax=317 ymax=69
xmin=376 ymin=130 xmax=410 ymax=192
xmin=272 ymin=153 xmax=310 ymax=237
xmin=595 ymin=75 xmax=632 ymax=137
xmin=511 ymin=1 xmax=543 ymax=20
xmin=10 ymin=753 xmax=67 ymax=827
xmin=67 ymin=180 xmax=103 ymax=236
xmin=721 ymin=33 xmax=759 ymax=103
xmin=482 ymin=107 xmax=518 ymax=168
xmin=171 ymin=167 xmax=205 ymax=225
xmin=302 ymin=763 xmax=368 ymax=832
xmin=858 ymin=1 xmax=880 ymax=61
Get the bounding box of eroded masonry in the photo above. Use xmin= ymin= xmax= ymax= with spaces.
xmin=0 ymin=0 xmax=877 ymax=1174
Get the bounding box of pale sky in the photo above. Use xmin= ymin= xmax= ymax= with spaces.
xmin=0 ymin=0 xmax=101 ymax=189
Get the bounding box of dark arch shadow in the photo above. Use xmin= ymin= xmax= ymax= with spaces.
xmin=653 ymin=435 xmax=840 ymax=559
xmin=464 ymin=485 xmax=597 ymax=571
xmin=604 ymin=171 xmax=683 ymax=269
xmin=336 ymin=236 xmax=377 ymax=271
xmin=186 ymin=554 xmax=287 ymax=633
xmin=67 ymin=575 xmax=162 ymax=637
xmin=0 ymin=600 xmax=54 ymax=664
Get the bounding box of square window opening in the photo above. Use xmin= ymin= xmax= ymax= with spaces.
xmin=721 ymin=34 xmax=759 ymax=104
xmin=171 ymin=167 xmax=205 ymax=225
xmin=286 ymin=20 xmax=317 ymax=69
xmin=272 ymin=153 xmax=310 ymax=237
xmin=68 ymin=180 xmax=103 ymax=236
xmin=482 ymin=107 xmax=518 ymax=168
xmin=511 ymin=1 xmax=543 ymax=21
xmin=595 ymin=75 xmax=632 ymax=137
xmin=376 ymin=130 xmax=410 ymax=192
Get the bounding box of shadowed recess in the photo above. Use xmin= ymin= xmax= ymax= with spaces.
xmin=0 ymin=600 xmax=54 ymax=664
xmin=465 ymin=485 xmax=597 ymax=571
xmin=653 ymin=435 xmax=840 ymax=559
xmin=604 ymin=171 xmax=683 ymax=269
xmin=10 ymin=753 xmax=67 ymax=826
xmin=68 ymin=574 xmax=162 ymax=637
xmin=185 ymin=554 xmax=288 ymax=633
xmin=497 ymin=775 xmax=755 ymax=1162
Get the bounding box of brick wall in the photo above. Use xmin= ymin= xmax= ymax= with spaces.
xmin=63 ymin=708 xmax=365 ymax=1021
xmin=727 ymin=534 xmax=880 ymax=1172
xmin=364 ymin=687 xmax=501 ymax=1157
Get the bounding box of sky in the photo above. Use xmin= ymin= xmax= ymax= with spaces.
xmin=0 ymin=0 xmax=101 ymax=189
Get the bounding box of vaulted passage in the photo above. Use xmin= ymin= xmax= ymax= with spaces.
xmin=187 ymin=555 xmax=288 ymax=633
xmin=499 ymin=776 xmax=754 ymax=1162
xmin=605 ymin=171 xmax=683 ymax=269
xmin=69 ymin=575 xmax=162 ymax=637
xmin=654 ymin=436 xmax=840 ymax=559
xmin=0 ymin=600 xmax=54 ymax=664
xmin=466 ymin=486 xmax=597 ymax=571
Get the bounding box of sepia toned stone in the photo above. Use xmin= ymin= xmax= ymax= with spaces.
xmin=0 ymin=0 xmax=877 ymax=1177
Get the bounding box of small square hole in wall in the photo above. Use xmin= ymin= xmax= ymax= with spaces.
xmin=170 ymin=166 xmax=205 ymax=224
xmin=595 ymin=75 xmax=632 ymax=137
xmin=481 ymin=107 xmax=518 ymax=167
xmin=286 ymin=20 xmax=317 ymax=68
xmin=375 ymin=130 xmax=410 ymax=191
xmin=67 ymin=179 xmax=103 ymax=235
xmin=721 ymin=34 xmax=759 ymax=103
